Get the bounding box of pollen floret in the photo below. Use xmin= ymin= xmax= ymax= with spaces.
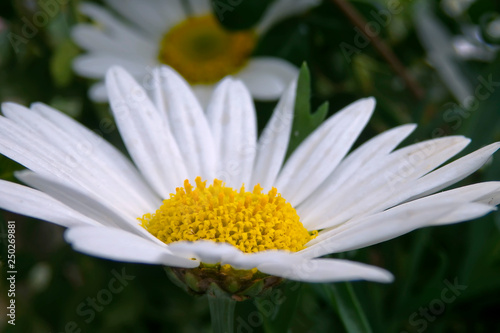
xmin=140 ymin=177 xmax=316 ymax=253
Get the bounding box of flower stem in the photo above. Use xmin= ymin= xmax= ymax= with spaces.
xmin=208 ymin=294 xmax=236 ymax=333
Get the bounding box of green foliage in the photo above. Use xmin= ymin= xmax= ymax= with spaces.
xmin=285 ymin=63 xmax=328 ymax=159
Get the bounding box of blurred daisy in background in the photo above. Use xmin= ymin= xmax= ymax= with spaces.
xmin=71 ymin=0 xmax=319 ymax=103
xmin=1 ymin=66 xmax=500 ymax=296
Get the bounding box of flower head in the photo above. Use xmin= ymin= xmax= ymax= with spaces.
xmin=71 ymin=0 xmax=319 ymax=102
xmin=1 ymin=66 xmax=500 ymax=298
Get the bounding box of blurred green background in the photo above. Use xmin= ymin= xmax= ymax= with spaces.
xmin=1 ymin=0 xmax=500 ymax=332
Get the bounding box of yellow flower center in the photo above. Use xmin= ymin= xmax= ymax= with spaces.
xmin=139 ymin=177 xmax=317 ymax=253
xmin=158 ymin=15 xmax=257 ymax=84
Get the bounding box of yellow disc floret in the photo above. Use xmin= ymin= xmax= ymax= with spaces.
xmin=158 ymin=15 xmax=256 ymax=84
xmin=139 ymin=177 xmax=317 ymax=253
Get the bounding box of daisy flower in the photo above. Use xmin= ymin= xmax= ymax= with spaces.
xmin=1 ymin=66 xmax=500 ymax=299
xmin=71 ymin=0 xmax=319 ymax=103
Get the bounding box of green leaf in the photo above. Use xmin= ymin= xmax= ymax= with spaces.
xmin=321 ymin=282 xmax=373 ymax=333
xmin=285 ymin=63 xmax=328 ymax=159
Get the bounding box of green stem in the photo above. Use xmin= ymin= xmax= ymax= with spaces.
xmin=208 ymin=294 xmax=236 ymax=333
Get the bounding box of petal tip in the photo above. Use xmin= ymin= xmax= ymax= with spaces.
xmin=1 ymin=101 xmax=19 ymax=112
xmin=106 ymin=65 xmax=128 ymax=82
xmin=363 ymin=96 xmax=376 ymax=110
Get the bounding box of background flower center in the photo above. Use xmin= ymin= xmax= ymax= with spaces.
xmin=158 ymin=15 xmax=256 ymax=84
xmin=139 ymin=177 xmax=316 ymax=253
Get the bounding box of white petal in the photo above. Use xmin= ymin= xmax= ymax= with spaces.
xmin=88 ymin=82 xmax=108 ymax=102
xmin=152 ymin=0 xmax=186 ymax=25
xmin=276 ymin=98 xmax=375 ymax=207
xmin=103 ymin=0 xmax=184 ymax=37
xmin=258 ymin=258 xmax=393 ymax=283
xmin=15 ymin=170 xmax=160 ymax=244
xmin=73 ymin=54 xmax=148 ymax=79
xmin=191 ymin=84 xmax=215 ymax=109
xmin=325 ymin=124 xmax=418 ymax=187
xmin=305 ymin=136 xmax=470 ymax=229
xmin=106 ymin=66 xmax=188 ymax=197
xmin=0 ymin=180 xmax=99 ymax=228
xmin=434 ymin=203 xmax=495 ymax=225
xmin=226 ymin=251 xmax=303 ymax=270
xmin=256 ymin=0 xmax=320 ymax=34
xmin=3 ymin=102 xmax=159 ymax=216
xmin=206 ymin=78 xmax=257 ymax=188
xmin=342 ymin=143 xmax=500 ymax=219
xmin=30 ymin=102 xmax=161 ymax=211
xmin=152 ymin=66 xmax=216 ymax=180
xmin=187 ymin=0 xmax=211 ymax=16
xmin=235 ymin=57 xmax=298 ymax=101
xmin=250 ymin=79 xmax=296 ymax=190
xmin=71 ymin=25 xmax=155 ymax=62
xmin=309 ymin=182 xmax=500 ymax=252
xmin=167 ymin=240 xmax=242 ymax=265
xmin=405 ymin=142 xmax=500 ymax=201
xmin=302 ymin=199 xmax=460 ymax=258
xmin=421 ymin=182 xmax=500 ymax=202
xmin=0 ymin=115 xmax=144 ymax=220
xmin=72 ymin=24 xmax=121 ymax=56
xmin=167 ymin=240 xmax=305 ymax=270
xmin=74 ymin=2 xmax=157 ymax=57
xmin=0 ymin=115 xmax=66 ymax=178
xmin=477 ymin=188 xmax=500 ymax=206
xmin=408 ymin=182 xmax=500 ymax=226
xmin=298 ymin=124 xmax=416 ymax=220
xmin=65 ymin=226 xmax=199 ymax=267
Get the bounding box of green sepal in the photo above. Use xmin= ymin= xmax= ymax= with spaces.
xmin=239 ymin=279 xmax=264 ymax=298
xmin=185 ymin=271 xmax=202 ymax=292
xmin=164 ymin=265 xmax=283 ymax=301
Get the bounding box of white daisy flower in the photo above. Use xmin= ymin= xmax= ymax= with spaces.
xmin=1 ymin=66 xmax=500 ymax=297
xmin=71 ymin=0 xmax=319 ymax=103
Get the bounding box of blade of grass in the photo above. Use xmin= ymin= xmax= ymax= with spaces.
xmin=260 ymin=281 xmax=303 ymax=333
xmin=321 ymin=282 xmax=373 ymax=333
